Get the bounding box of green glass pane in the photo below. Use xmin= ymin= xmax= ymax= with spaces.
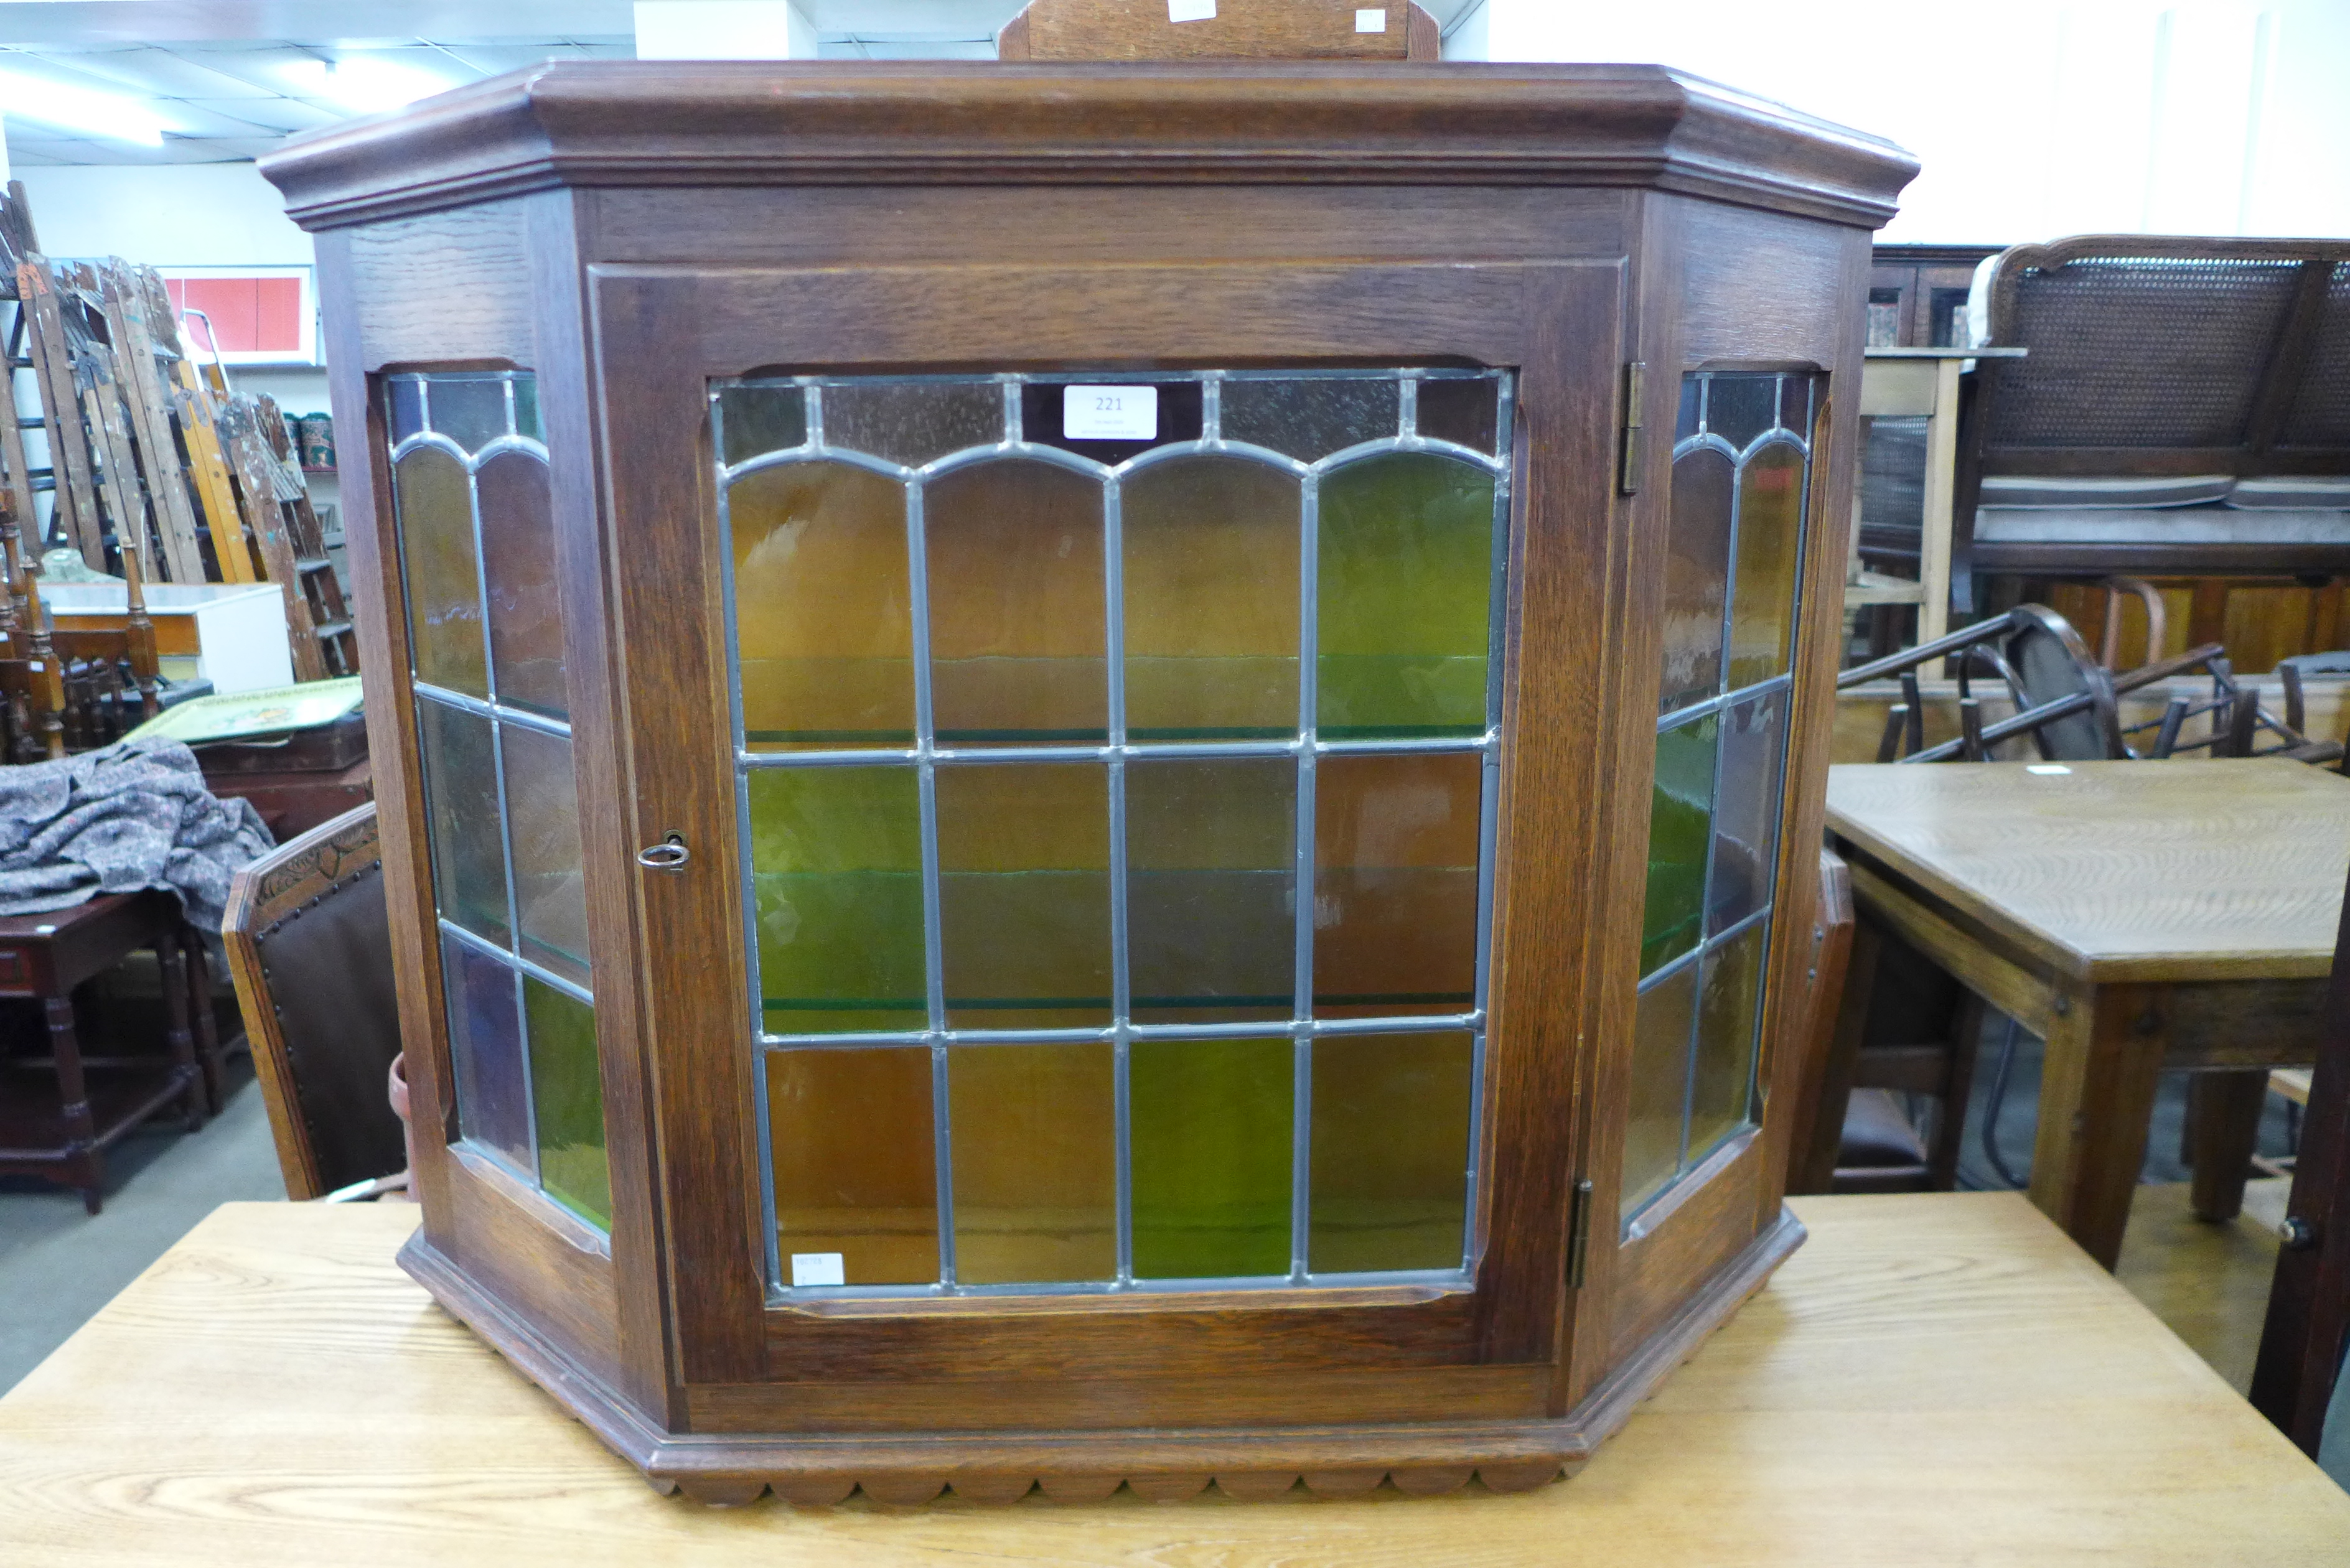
xmin=1728 ymin=441 xmax=1806 ymax=689
xmin=1313 ymin=752 xmax=1480 ymax=1016
xmin=1641 ymin=712 xmax=1717 ymax=977
xmin=416 ymin=698 xmax=507 ymax=945
xmin=1688 ymin=918 xmax=1767 ymax=1157
xmin=1131 ymin=1037 xmax=1293 ymax=1279
xmin=731 ymin=462 xmax=915 ymax=750
xmin=927 ymin=459 xmax=1106 ymax=745
xmin=936 ymin=763 xmax=1110 ymax=1030
xmin=394 ymin=444 xmax=485 ymax=698
xmin=718 ymin=383 xmax=805 ymax=467
xmin=511 ymin=375 xmax=541 ymax=443
xmin=822 ymin=378 xmax=1002 ymax=468
xmin=1709 ymin=687 xmax=1787 ymax=937
xmin=769 ymin=1047 xmax=937 ymax=1286
xmin=1126 ymin=758 xmax=1294 ymax=1024
xmin=1308 ymin=1032 xmax=1470 ymax=1273
xmin=503 ymin=724 xmax=589 ymax=989
xmin=749 ymin=767 xmax=925 ymax=1033
xmin=1622 ymin=964 xmax=1698 ymax=1219
xmin=950 ymin=1043 xmax=1116 ymax=1285
xmin=1123 ymin=456 xmax=1299 ymax=740
xmin=1318 ymin=453 xmax=1494 ymax=739
xmin=526 ymin=978 xmax=609 ymax=1230
xmin=477 ymin=449 xmax=566 ymax=718
xmin=1659 ymin=442 xmax=1732 ymax=713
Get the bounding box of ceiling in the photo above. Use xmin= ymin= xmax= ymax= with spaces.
xmin=0 ymin=0 xmax=1481 ymax=166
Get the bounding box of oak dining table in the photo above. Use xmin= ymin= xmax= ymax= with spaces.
xmin=1825 ymin=757 xmax=2350 ymax=1268
xmin=1 ymin=1192 xmax=2344 ymax=1564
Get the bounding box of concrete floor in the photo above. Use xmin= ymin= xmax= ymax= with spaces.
xmin=0 ymin=1058 xmax=284 ymax=1393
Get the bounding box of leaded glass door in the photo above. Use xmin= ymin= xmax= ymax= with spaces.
xmin=716 ymin=369 xmax=1511 ymax=1298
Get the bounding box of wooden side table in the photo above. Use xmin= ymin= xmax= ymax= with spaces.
xmin=0 ymin=890 xmax=206 ymax=1212
xmin=1825 ymin=759 xmax=2350 ymax=1268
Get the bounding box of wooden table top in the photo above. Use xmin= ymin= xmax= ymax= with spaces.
xmin=3 ymin=1194 xmax=2344 ymax=1565
xmin=1825 ymin=758 xmax=2350 ymax=982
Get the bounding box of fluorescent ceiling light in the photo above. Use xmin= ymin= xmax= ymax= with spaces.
xmin=283 ymin=57 xmax=453 ymax=114
xmin=0 ymin=68 xmax=166 ymax=146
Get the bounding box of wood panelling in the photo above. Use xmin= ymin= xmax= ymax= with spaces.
xmin=340 ymin=202 xmax=534 ymax=370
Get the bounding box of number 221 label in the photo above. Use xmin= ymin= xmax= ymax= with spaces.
xmin=1063 ymin=385 xmax=1158 ymax=441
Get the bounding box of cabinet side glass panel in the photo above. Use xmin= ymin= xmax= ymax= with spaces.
xmin=389 ymin=370 xmax=607 ymax=1232
xmin=721 ymin=370 xmax=1511 ymax=1297
xmin=1621 ymin=370 xmax=1819 ymax=1231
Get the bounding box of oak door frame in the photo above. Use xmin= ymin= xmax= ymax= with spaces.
xmin=587 ymin=257 xmax=1628 ymax=1408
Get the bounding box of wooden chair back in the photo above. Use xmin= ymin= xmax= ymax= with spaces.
xmin=222 ymin=803 xmax=406 ymax=1200
xmin=1787 ymin=846 xmax=1857 ymax=1193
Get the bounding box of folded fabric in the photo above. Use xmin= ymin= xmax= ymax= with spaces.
xmin=0 ymin=737 xmax=275 ymax=930
xmin=1979 ymin=474 xmax=2235 ymax=508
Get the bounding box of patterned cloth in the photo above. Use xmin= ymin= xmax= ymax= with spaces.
xmin=0 ymin=737 xmax=274 ymax=930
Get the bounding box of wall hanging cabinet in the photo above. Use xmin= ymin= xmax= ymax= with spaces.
xmin=261 ymin=60 xmax=1912 ymax=1504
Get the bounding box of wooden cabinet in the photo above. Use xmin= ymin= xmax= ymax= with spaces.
xmin=260 ymin=61 xmax=1912 ymax=1503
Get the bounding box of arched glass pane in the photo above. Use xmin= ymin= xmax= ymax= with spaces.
xmin=1123 ymin=455 xmax=1299 ymax=740
xmin=1729 ymin=441 xmax=1805 ymax=689
xmin=731 ymin=460 xmax=915 ymax=750
xmin=926 ymin=459 xmax=1107 ymax=745
xmin=478 ymin=449 xmax=566 ymax=717
xmin=1318 ymin=452 xmax=1493 ymax=739
xmin=1659 ymin=445 xmax=1731 ymax=714
xmin=393 ymin=445 xmax=484 ymax=697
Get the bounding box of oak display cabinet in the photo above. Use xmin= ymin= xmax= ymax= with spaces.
xmin=260 ymin=62 xmax=1912 ymax=1504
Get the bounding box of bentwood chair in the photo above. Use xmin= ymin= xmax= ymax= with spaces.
xmin=222 ymin=803 xmax=408 ymax=1201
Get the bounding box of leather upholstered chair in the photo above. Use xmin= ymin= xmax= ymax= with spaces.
xmin=222 ymin=803 xmax=408 ymax=1200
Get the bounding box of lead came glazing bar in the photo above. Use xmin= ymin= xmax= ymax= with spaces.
xmin=719 ymin=368 xmax=1514 ymax=1299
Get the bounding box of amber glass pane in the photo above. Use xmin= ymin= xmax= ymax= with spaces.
xmin=1309 ymin=1031 xmax=1470 ymax=1272
xmin=731 ymin=462 xmax=915 ymax=749
xmin=527 ymin=978 xmax=609 ymax=1228
xmin=1314 ymin=752 xmax=1479 ymax=1015
xmin=1221 ymin=376 xmax=1397 ymax=460
xmin=1131 ymin=1037 xmax=1291 ymax=1279
xmin=1417 ymin=377 xmax=1500 ymax=455
xmin=1705 ymin=374 xmax=1777 ymax=452
xmin=1621 ymin=964 xmax=1697 ymax=1218
xmin=1659 ymin=444 xmax=1732 ymax=714
xmin=718 ymin=383 xmax=805 ymax=466
xmin=927 ymin=460 xmax=1105 ymax=744
xmin=1642 ymin=713 xmax=1717 ymax=977
xmin=1127 ymin=758 xmax=1294 ymax=1024
xmin=417 ymin=698 xmax=507 ymax=944
xmin=395 ymin=445 xmax=485 ymax=698
xmin=1688 ymin=919 xmax=1767 ymax=1155
xmin=442 ymin=935 xmax=530 ymax=1170
xmin=1730 ymin=441 xmax=1806 ymax=689
xmin=1708 ymin=688 xmax=1787 ymax=937
xmin=749 ymin=766 xmax=925 ymax=1034
xmin=936 ymin=764 xmax=1110 ymax=1029
xmin=1123 ymin=457 xmax=1299 ymax=740
xmin=950 ymin=1043 xmax=1115 ymax=1285
xmin=823 ymin=379 xmax=1001 ymax=468
xmin=477 ymin=450 xmax=566 ymax=717
xmin=1319 ymin=454 xmax=1494 ymax=738
xmin=429 ymin=378 xmax=509 ymax=454
xmin=768 ymin=1047 xmax=937 ymax=1286
xmin=503 ymin=724 xmax=590 ymax=988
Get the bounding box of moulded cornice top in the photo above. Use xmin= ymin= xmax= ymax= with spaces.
xmin=258 ymin=61 xmax=1917 ymax=232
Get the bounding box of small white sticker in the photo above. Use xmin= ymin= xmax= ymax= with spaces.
xmin=1355 ymin=7 xmax=1387 ymax=30
xmin=790 ymin=1252 xmax=846 ymax=1287
xmin=1169 ymin=0 xmax=1216 ymax=21
xmin=2026 ymin=763 xmax=2071 ymax=775
xmin=1064 ymin=385 xmax=1158 ymax=441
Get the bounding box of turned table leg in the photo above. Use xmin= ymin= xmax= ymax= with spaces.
xmin=45 ymin=992 xmax=103 ymax=1214
xmin=2028 ymin=983 xmax=2168 ymax=1270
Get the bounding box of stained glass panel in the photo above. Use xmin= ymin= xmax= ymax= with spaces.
xmin=1126 ymin=758 xmax=1294 ymax=1024
xmin=768 ymin=1048 xmax=939 ymax=1286
xmin=1122 ymin=457 xmax=1298 ymax=740
xmin=1309 ymin=1031 xmax=1471 ymax=1273
xmin=1318 ymin=453 xmax=1494 ymax=739
xmin=1130 ymin=1037 xmax=1292 ymax=1279
xmin=394 ymin=446 xmax=485 ymax=698
xmin=750 ymin=766 xmax=925 ymax=1034
xmin=936 ymin=764 xmax=1111 ymax=1030
xmin=950 ymin=1043 xmax=1117 ymax=1285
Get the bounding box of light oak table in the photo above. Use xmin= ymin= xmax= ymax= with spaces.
xmin=3 ymin=1194 xmax=2346 ymax=1564
xmin=1826 ymin=758 xmax=2350 ymax=1268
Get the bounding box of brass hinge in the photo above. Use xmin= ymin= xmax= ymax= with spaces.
xmin=1565 ymin=1177 xmax=1596 ymax=1288
xmin=1617 ymin=360 xmax=1645 ymax=495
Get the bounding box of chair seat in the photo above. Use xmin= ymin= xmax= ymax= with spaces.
xmin=1839 ymin=1087 xmax=1931 ymax=1168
